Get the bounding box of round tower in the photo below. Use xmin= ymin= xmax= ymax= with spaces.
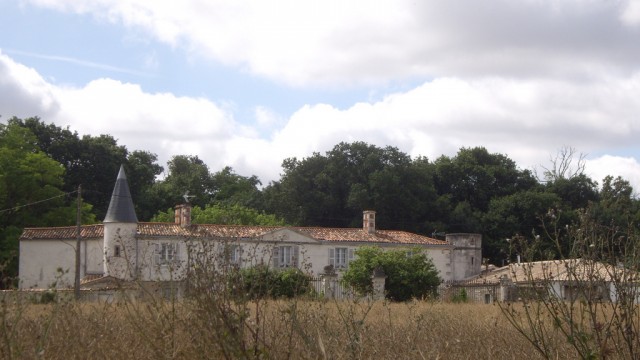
xmin=103 ymin=165 xmax=138 ymax=280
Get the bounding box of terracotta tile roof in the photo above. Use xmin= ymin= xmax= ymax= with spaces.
xmin=20 ymin=225 xmax=104 ymax=240
xmin=80 ymin=274 xmax=104 ymax=284
xmin=472 ymin=259 xmax=639 ymax=284
xmin=293 ymin=227 xmax=447 ymax=245
xmin=80 ymin=275 xmax=136 ymax=289
xmin=21 ymin=222 xmax=448 ymax=246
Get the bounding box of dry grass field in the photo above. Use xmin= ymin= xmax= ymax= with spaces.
xmin=0 ymin=297 xmax=581 ymax=360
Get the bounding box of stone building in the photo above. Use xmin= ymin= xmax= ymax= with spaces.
xmin=19 ymin=166 xmax=482 ymax=295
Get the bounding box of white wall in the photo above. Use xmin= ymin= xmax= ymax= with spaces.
xmin=137 ymin=239 xmax=189 ymax=281
xmin=103 ymin=223 xmax=138 ymax=280
xmin=19 ymin=238 xmax=103 ymax=289
xmin=19 ymin=239 xmax=76 ymax=289
xmin=86 ymin=239 xmax=104 ymax=274
xmin=20 ymin=230 xmax=476 ymax=288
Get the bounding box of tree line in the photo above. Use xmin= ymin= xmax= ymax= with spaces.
xmin=1 ymin=116 xmax=639 ymax=286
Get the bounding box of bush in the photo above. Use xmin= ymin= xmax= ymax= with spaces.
xmin=39 ymin=291 xmax=57 ymax=304
xmin=273 ymin=268 xmax=311 ymax=298
xmin=232 ymin=265 xmax=312 ymax=299
xmin=342 ymin=246 xmax=441 ymax=301
xmin=451 ymin=289 xmax=468 ymax=303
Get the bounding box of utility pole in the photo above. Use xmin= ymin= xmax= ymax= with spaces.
xmin=74 ymin=185 xmax=82 ymax=300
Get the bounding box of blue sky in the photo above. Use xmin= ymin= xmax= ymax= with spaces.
xmin=0 ymin=1 xmax=378 ymax=118
xmin=2 ymin=0 xmax=640 ymax=190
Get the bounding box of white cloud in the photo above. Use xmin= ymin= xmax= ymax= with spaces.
xmin=0 ymin=51 xmax=60 ymax=119
xmin=271 ymin=75 xmax=640 ymax=176
xmin=3 ymin=51 xmax=640 ymax=191
xmin=24 ymin=0 xmax=640 ymax=87
xmin=53 ymin=78 xmax=240 ymax=174
xmin=586 ymin=156 xmax=640 ymax=195
xmin=621 ymin=0 xmax=640 ymax=26
xmin=254 ymin=106 xmax=282 ymax=128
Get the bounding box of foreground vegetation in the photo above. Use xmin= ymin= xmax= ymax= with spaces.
xmin=1 ymin=298 xmax=574 ymax=360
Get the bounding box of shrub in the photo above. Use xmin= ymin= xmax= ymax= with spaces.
xmin=232 ymin=265 xmax=312 ymax=299
xmin=233 ymin=265 xmax=276 ymax=299
xmin=451 ymin=288 xmax=468 ymax=303
xmin=342 ymin=246 xmax=441 ymax=301
xmin=39 ymin=291 xmax=56 ymax=304
xmin=273 ymin=268 xmax=311 ymax=298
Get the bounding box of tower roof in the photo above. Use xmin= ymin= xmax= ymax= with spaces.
xmin=103 ymin=165 xmax=138 ymax=223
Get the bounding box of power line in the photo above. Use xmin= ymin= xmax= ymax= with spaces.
xmin=0 ymin=190 xmax=77 ymax=214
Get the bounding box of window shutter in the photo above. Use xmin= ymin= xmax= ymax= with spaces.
xmin=154 ymin=243 xmax=161 ymax=265
xmin=221 ymin=244 xmax=230 ymax=262
xmin=292 ymin=246 xmax=299 ymax=268
xmin=237 ymin=245 xmax=243 ymax=265
xmin=348 ymin=248 xmax=355 ymax=261
xmin=329 ymin=248 xmax=335 ymax=267
xmin=174 ymin=243 xmax=180 ymax=261
xmin=272 ymin=246 xmax=280 ymax=268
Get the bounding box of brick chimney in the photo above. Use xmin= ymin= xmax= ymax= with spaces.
xmin=363 ymin=210 xmax=376 ymax=234
xmin=175 ymin=203 xmax=192 ymax=227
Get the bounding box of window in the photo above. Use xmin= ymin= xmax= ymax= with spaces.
xmin=273 ymin=245 xmax=298 ymax=268
xmin=224 ymin=244 xmax=241 ymax=265
xmin=161 ymin=243 xmax=175 ymax=262
xmin=329 ymin=247 xmax=354 ymax=269
xmin=155 ymin=243 xmax=179 ymax=265
xmin=162 ymin=283 xmax=178 ymax=300
xmin=280 ymin=246 xmax=292 ymax=267
xmin=114 ymin=245 xmax=121 ymax=257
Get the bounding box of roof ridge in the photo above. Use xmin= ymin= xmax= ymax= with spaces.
xmin=23 ymin=224 xmax=103 ymax=230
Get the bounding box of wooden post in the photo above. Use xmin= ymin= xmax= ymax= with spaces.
xmin=74 ymin=185 xmax=82 ymax=300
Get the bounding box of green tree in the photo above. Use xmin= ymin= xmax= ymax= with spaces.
xmin=261 ymin=153 xmax=331 ymax=226
xmin=125 ymin=150 xmax=164 ymax=220
xmin=154 ymin=155 xmax=215 ymax=209
xmin=11 ymin=117 xmax=167 ymax=221
xmin=592 ymin=175 xmax=639 ymax=231
xmin=545 ymin=174 xmax=599 ymax=210
xmin=342 ymin=246 xmax=441 ymax=301
xmin=10 ymin=117 xmax=135 ymax=220
xmin=0 ymin=122 xmax=94 ymax=287
xmin=483 ymin=190 xmax=561 ymax=264
xmin=152 ymin=204 xmax=287 ymax=226
xmin=433 ymin=147 xmax=539 ymax=215
xmin=210 ymin=166 xmax=263 ymax=209
xmin=262 ymin=142 xmax=438 ymax=232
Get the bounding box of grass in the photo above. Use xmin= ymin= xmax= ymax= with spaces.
xmin=0 ymin=296 xmax=582 ymax=360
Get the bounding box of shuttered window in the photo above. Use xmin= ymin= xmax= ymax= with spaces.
xmin=273 ymin=245 xmax=299 ymax=268
xmin=329 ymin=247 xmax=354 ymax=269
xmin=225 ymin=244 xmax=242 ymax=265
xmin=154 ymin=242 xmax=180 ymax=265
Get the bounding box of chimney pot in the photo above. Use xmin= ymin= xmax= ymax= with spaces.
xmin=363 ymin=210 xmax=376 ymax=234
xmin=175 ymin=204 xmax=192 ymax=227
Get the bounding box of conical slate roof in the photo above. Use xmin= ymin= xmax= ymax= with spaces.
xmin=103 ymin=165 xmax=138 ymax=223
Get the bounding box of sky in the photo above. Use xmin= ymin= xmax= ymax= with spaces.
xmin=2 ymin=0 xmax=640 ymax=192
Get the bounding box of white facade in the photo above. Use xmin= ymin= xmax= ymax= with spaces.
xmin=18 ymin=167 xmax=482 ymax=290
xmin=19 ymin=225 xmax=481 ymax=289
xmin=19 ymin=237 xmax=103 ymax=289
